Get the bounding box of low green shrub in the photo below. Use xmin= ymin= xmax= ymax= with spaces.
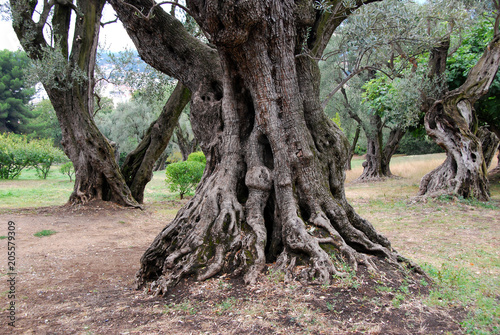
xmin=165 ymin=160 xmax=205 ymax=199
xmin=187 ymin=151 xmax=206 ymax=164
xmin=0 ymin=133 xmax=66 ymax=179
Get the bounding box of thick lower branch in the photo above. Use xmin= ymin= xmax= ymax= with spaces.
xmin=121 ymin=82 xmax=191 ymax=203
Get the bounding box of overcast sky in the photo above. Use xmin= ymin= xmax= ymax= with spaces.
xmin=0 ymin=4 xmax=135 ymax=52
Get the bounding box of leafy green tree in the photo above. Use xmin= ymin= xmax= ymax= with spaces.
xmin=320 ymin=0 xmax=428 ymax=179
xmin=96 ymin=99 xmax=162 ymax=155
xmin=357 ymin=72 xmax=423 ymax=179
xmin=31 ymin=138 xmax=66 ymax=179
xmin=59 ymin=162 xmax=75 ymax=182
xmin=0 ymin=133 xmax=65 ymax=179
xmin=0 ymin=49 xmax=35 ymax=133
xmin=10 ymin=0 xmax=140 ymax=207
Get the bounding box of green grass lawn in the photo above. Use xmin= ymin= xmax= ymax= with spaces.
xmin=0 ymin=166 xmax=178 ymax=209
xmin=0 ymin=166 xmax=73 ymax=208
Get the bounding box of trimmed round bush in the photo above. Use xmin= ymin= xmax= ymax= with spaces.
xmin=165 ymin=160 xmax=205 ymax=199
xmin=187 ymin=151 xmax=206 ymax=164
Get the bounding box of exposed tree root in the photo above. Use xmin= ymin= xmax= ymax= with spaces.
xmin=136 ymin=160 xmax=417 ymax=295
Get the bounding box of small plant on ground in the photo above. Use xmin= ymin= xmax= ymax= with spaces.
xmin=267 ymin=267 xmax=285 ymax=284
xmin=392 ymin=292 xmax=406 ymax=308
xmin=34 ymin=230 xmax=57 ymax=237
xmin=0 ymin=236 xmax=7 ymax=240
xmin=331 ymin=255 xmax=360 ymax=289
xmin=59 ymin=161 xmax=75 ymax=182
xmin=215 ymin=297 xmax=236 ymax=315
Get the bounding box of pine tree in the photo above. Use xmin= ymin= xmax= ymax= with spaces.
xmin=0 ymin=49 xmax=35 ymax=133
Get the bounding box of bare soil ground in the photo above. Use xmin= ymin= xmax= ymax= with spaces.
xmin=1 ymin=195 xmax=489 ymax=335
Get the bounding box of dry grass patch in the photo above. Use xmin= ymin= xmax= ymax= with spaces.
xmin=346 ymin=153 xmax=446 ymax=184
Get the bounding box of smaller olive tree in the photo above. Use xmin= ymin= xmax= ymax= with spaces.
xmin=0 ymin=133 xmax=32 ymax=179
xmin=59 ymin=162 xmax=75 ymax=182
xmin=31 ymin=138 xmax=66 ymax=179
xmin=165 ymin=152 xmax=205 ymax=199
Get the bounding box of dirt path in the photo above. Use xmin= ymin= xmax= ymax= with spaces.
xmin=0 ymin=201 xmax=466 ymax=334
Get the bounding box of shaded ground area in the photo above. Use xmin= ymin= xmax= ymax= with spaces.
xmin=0 ymin=198 xmax=485 ymax=335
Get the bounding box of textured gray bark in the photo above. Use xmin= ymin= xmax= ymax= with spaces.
xmin=112 ymin=0 xmax=413 ymax=294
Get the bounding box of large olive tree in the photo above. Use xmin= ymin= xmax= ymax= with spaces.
xmin=110 ymin=0 xmax=418 ymax=293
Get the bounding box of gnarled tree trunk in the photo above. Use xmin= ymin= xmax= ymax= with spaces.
xmin=339 ymin=87 xmax=361 ymax=171
xmin=11 ymin=0 xmax=140 ymax=207
xmin=112 ymin=0 xmax=412 ymax=294
xmin=419 ymin=34 xmax=500 ymax=201
xmin=357 ymin=114 xmax=405 ymax=181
